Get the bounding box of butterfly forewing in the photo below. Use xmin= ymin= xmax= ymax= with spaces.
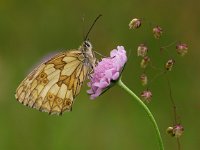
xmin=15 ymin=49 xmax=90 ymax=115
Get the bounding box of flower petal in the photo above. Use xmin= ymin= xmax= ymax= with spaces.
xmin=87 ymin=46 xmax=127 ymax=99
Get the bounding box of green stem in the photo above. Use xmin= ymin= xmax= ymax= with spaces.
xmin=117 ymin=79 xmax=164 ymax=150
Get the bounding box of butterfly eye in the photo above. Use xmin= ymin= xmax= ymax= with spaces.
xmin=84 ymin=41 xmax=91 ymax=48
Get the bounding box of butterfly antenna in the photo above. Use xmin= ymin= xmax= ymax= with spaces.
xmin=84 ymin=14 xmax=102 ymax=41
xmin=82 ymin=15 xmax=85 ymax=41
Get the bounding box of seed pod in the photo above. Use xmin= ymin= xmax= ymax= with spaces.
xmin=165 ymin=59 xmax=175 ymax=71
xmin=137 ymin=44 xmax=148 ymax=57
xmin=153 ymin=26 xmax=163 ymax=39
xmin=173 ymin=124 xmax=184 ymax=138
xmin=140 ymin=74 xmax=148 ymax=86
xmin=176 ymin=43 xmax=188 ymax=56
xmin=129 ymin=18 xmax=141 ymax=29
xmin=166 ymin=127 xmax=175 ymax=137
xmin=140 ymin=56 xmax=150 ymax=68
xmin=141 ymin=90 xmax=152 ymax=103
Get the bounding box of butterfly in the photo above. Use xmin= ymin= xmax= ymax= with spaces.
xmin=15 ymin=15 xmax=102 ymax=115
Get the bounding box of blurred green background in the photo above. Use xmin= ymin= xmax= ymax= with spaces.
xmin=0 ymin=0 xmax=199 ymax=149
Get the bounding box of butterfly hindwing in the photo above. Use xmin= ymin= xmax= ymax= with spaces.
xmin=15 ymin=50 xmax=90 ymax=115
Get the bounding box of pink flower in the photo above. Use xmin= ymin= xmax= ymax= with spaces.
xmin=87 ymin=46 xmax=127 ymax=99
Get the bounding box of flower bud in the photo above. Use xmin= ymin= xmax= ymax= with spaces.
xmin=137 ymin=44 xmax=148 ymax=57
xmin=153 ymin=26 xmax=163 ymax=39
xmin=141 ymin=90 xmax=152 ymax=103
xmin=129 ymin=18 xmax=141 ymax=29
xmin=140 ymin=74 xmax=148 ymax=86
xmin=165 ymin=59 xmax=175 ymax=71
xmin=140 ymin=56 xmax=150 ymax=68
xmin=176 ymin=43 xmax=188 ymax=56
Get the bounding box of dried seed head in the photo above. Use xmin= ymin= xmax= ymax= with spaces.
xmin=141 ymin=90 xmax=152 ymax=103
xmin=140 ymin=56 xmax=150 ymax=68
xmin=153 ymin=26 xmax=163 ymax=39
xmin=166 ymin=127 xmax=175 ymax=137
xmin=137 ymin=44 xmax=148 ymax=57
xmin=165 ymin=59 xmax=175 ymax=71
xmin=173 ymin=124 xmax=184 ymax=138
xmin=167 ymin=124 xmax=184 ymax=138
xmin=176 ymin=43 xmax=188 ymax=56
xmin=129 ymin=18 xmax=141 ymax=29
xmin=140 ymin=74 xmax=148 ymax=86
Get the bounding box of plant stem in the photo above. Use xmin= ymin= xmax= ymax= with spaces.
xmin=117 ymin=79 xmax=164 ymax=150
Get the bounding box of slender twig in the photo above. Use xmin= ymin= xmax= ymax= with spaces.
xmin=166 ymin=74 xmax=182 ymax=150
xmin=177 ymin=138 xmax=181 ymax=150
xmin=166 ymin=73 xmax=177 ymax=124
xmin=148 ymin=71 xmax=165 ymax=89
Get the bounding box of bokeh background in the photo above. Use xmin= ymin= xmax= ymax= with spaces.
xmin=0 ymin=0 xmax=200 ymax=149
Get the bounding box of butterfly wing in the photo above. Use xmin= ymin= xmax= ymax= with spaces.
xmin=15 ymin=50 xmax=90 ymax=115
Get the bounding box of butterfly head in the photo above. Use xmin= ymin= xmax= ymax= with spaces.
xmin=83 ymin=40 xmax=92 ymax=51
xmin=80 ymin=40 xmax=96 ymax=68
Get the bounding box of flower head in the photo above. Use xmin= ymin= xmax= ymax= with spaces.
xmin=87 ymin=46 xmax=127 ymax=99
